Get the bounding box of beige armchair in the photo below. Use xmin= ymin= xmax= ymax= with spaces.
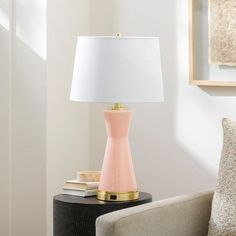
xmin=96 ymin=190 xmax=213 ymax=236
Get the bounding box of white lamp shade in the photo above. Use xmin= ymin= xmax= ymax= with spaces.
xmin=70 ymin=36 xmax=164 ymax=103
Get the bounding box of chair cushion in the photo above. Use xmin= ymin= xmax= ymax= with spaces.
xmin=208 ymin=118 xmax=236 ymax=235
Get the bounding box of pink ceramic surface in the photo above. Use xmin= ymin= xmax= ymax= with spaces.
xmin=98 ymin=110 xmax=137 ymax=193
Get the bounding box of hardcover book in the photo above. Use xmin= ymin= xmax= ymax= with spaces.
xmin=62 ymin=188 xmax=97 ymax=197
xmin=64 ymin=180 xmax=99 ymax=190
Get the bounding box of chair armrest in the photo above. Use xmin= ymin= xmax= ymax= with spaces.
xmin=96 ymin=190 xmax=213 ymax=236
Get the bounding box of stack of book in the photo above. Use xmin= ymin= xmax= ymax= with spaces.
xmin=62 ymin=171 xmax=100 ymax=197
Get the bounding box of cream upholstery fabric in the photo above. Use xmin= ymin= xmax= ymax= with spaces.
xmin=208 ymin=118 xmax=236 ymax=236
xmin=96 ymin=190 xmax=213 ymax=236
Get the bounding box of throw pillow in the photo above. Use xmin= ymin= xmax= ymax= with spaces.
xmin=208 ymin=118 xmax=236 ymax=235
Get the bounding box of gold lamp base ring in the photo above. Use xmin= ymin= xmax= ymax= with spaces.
xmin=97 ymin=190 xmax=139 ymax=202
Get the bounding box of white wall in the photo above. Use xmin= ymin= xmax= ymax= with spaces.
xmin=90 ymin=0 xmax=236 ymax=200
xmin=0 ymin=0 xmax=46 ymax=236
xmin=0 ymin=0 xmax=10 ymax=234
xmin=0 ymin=0 xmax=47 ymax=235
xmin=12 ymin=1 xmax=47 ymax=235
xmin=47 ymin=0 xmax=90 ymax=235
xmin=0 ymin=0 xmax=91 ymax=235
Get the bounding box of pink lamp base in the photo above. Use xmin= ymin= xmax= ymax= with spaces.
xmin=97 ymin=109 xmax=139 ymax=202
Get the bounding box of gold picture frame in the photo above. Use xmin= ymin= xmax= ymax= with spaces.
xmin=189 ymin=0 xmax=236 ymax=87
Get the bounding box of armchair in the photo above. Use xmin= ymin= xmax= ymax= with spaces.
xmin=96 ymin=190 xmax=213 ymax=236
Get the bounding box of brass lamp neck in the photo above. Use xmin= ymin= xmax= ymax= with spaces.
xmin=112 ymin=103 xmax=122 ymax=110
xmin=111 ymin=103 xmax=128 ymax=110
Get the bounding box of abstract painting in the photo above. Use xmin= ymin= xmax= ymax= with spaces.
xmin=209 ymin=0 xmax=236 ymax=66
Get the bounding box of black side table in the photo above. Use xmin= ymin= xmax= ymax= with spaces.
xmin=53 ymin=192 xmax=152 ymax=236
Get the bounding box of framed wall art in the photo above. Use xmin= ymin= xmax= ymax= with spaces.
xmin=189 ymin=0 xmax=236 ymax=86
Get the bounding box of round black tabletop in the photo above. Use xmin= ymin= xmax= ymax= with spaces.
xmin=53 ymin=192 xmax=152 ymax=236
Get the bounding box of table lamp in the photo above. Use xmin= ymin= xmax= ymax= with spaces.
xmin=70 ymin=35 xmax=164 ymax=201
